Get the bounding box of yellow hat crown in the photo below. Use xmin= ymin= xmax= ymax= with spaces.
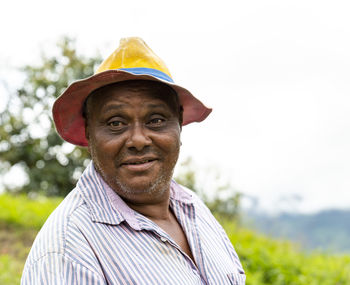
xmin=96 ymin=37 xmax=172 ymax=78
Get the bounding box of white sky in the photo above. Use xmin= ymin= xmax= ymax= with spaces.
xmin=1 ymin=0 xmax=350 ymax=213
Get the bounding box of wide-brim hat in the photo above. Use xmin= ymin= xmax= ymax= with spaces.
xmin=53 ymin=37 xmax=212 ymax=147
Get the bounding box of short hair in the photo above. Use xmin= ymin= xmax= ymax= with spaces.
xmin=82 ymin=80 xmax=183 ymax=125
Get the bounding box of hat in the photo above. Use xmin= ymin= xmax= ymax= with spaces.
xmin=53 ymin=37 xmax=212 ymax=146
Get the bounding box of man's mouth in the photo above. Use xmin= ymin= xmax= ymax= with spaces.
xmin=121 ymin=159 xmax=157 ymax=166
xmin=120 ymin=157 xmax=158 ymax=167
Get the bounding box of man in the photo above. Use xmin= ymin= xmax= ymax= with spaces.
xmin=22 ymin=37 xmax=245 ymax=284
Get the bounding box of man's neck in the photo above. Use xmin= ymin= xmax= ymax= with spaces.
xmin=123 ymin=191 xmax=172 ymax=221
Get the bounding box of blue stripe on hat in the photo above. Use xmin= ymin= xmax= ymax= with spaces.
xmin=119 ymin=67 xmax=174 ymax=83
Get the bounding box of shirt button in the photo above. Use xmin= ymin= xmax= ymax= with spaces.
xmin=160 ymin=237 xmax=167 ymax=242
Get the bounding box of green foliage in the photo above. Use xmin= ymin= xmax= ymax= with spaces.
xmin=0 ymin=255 xmax=22 ymax=285
xmin=0 ymin=193 xmax=61 ymax=229
xmin=0 ymin=227 xmax=38 ymax=285
xmin=175 ymin=157 xmax=241 ymax=221
xmin=0 ymin=194 xmax=61 ymax=285
xmin=0 ymin=37 xmax=101 ymax=196
xmin=225 ymin=223 xmax=350 ymax=285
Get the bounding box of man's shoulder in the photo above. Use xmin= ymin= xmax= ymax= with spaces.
xmin=24 ymin=188 xmax=89 ymax=266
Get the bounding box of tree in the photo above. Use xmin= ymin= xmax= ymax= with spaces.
xmin=0 ymin=37 xmax=101 ymax=196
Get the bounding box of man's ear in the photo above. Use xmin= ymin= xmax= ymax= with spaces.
xmin=179 ymin=105 xmax=184 ymax=131
xmin=84 ymin=119 xmax=90 ymax=139
xmin=85 ymin=126 xmax=89 ymax=140
xmin=85 ymin=122 xmax=91 ymax=153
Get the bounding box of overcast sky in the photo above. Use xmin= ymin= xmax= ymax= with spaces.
xmin=1 ymin=0 xmax=350 ymax=213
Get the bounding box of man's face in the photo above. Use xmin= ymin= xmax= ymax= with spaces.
xmin=85 ymin=82 xmax=181 ymax=205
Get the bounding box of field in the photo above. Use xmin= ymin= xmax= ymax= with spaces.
xmin=0 ymin=194 xmax=62 ymax=284
xmin=1 ymin=194 xmax=349 ymax=284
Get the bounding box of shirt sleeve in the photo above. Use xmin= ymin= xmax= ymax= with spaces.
xmin=21 ymin=252 xmax=106 ymax=285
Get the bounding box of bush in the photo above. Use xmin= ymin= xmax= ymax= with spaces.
xmin=225 ymin=222 xmax=350 ymax=285
xmin=0 ymin=193 xmax=61 ymax=229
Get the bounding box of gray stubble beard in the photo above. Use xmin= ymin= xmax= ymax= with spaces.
xmin=112 ymin=169 xmax=173 ymax=198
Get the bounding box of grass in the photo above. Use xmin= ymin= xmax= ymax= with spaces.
xmin=0 ymin=193 xmax=62 ymax=230
xmin=0 ymin=194 xmax=61 ymax=285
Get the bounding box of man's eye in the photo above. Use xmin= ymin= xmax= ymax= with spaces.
xmin=149 ymin=118 xmax=165 ymax=125
xmin=108 ymin=121 xmax=124 ymax=128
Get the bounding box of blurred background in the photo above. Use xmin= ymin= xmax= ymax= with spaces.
xmin=1 ymin=0 xmax=350 ymax=284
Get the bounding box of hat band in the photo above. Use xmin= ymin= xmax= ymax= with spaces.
xmin=118 ymin=67 xmax=174 ymax=83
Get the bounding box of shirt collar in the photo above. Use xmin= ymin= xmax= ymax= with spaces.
xmin=169 ymin=180 xmax=194 ymax=204
xmin=76 ymin=162 xmax=124 ymax=225
xmin=77 ymin=161 xmax=194 ymax=228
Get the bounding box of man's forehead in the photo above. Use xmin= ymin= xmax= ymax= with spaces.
xmin=88 ymin=80 xmax=180 ymax=112
xmin=98 ymin=96 xmax=172 ymax=114
xmin=94 ymin=79 xmax=172 ymax=95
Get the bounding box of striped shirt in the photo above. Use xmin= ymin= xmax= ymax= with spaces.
xmin=22 ymin=162 xmax=245 ymax=284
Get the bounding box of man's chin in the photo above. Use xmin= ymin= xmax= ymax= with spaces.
xmin=109 ymin=175 xmax=170 ymax=201
xmin=116 ymin=182 xmax=153 ymax=195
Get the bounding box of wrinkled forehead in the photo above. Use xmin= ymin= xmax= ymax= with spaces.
xmin=87 ymin=80 xmax=180 ymax=114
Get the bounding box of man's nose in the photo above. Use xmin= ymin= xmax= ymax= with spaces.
xmin=125 ymin=124 xmax=152 ymax=151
